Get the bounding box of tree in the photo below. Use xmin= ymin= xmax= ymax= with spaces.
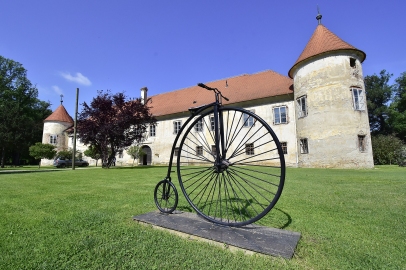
xmin=371 ymin=134 xmax=405 ymax=165
xmin=84 ymin=145 xmax=101 ymax=166
xmin=0 ymin=55 xmax=52 ymax=167
xmin=57 ymin=149 xmax=73 ymax=159
xmin=365 ymin=70 xmax=393 ymax=135
xmin=76 ymin=90 xmax=156 ymax=168
xmin=29 ymin=143 xmax=57 ymax=168
xmin=388 ymin=72 xmax=406 ymax=142
xmin=57 ymin=149 xmax=82 ymax=159
xmin=127 ymin=145 xmax=145 ymax=166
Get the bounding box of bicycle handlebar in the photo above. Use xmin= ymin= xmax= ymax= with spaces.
xmin=197 ymin=83 xmax=215 ymax=91
xmin=197 ymin=83 xmax=229 ymax=101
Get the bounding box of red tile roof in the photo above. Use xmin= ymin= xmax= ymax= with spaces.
xmin=148 ymin=70 xmax=293 ymax=117
xmin=44 ymin=104 xmax=74 ymax=124
xmin=288 ymin=24 xmax=366 ymax=78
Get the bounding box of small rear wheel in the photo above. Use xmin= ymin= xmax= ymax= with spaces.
xmin=154 ymin=180 xmax=178 ymax=213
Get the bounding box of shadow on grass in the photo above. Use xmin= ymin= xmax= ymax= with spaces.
xmin=253 ymin=207 xmax=293 ymax=229
xmin=274 ymin=208 xmax=292 ymax=229
xmin=0 ymin=169 xmax=62 ymax=174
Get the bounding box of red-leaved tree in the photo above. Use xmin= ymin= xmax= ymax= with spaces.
xmin=76 ymin=90 xmax=156 ymax=168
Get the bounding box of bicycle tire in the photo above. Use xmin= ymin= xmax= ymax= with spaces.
xmin=177 ymin=107 xmax=285 ymax=226
xmin=154 ymin=180 xmax=178 ymax=213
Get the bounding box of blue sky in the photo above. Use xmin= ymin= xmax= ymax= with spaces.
xmin=1 ymin=0 xmax=405 ymax=117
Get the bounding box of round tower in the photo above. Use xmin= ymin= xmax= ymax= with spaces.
xmin=41 ymin=100 xmax=74 ymax=165
xmin=288 ymin=13 xmax=374 ymax=168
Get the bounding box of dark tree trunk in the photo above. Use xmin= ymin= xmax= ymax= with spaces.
xmin=12 ymin=152 xmax=21 ymax=167
xmin=1 ymin=146 xmax=5 ymax=168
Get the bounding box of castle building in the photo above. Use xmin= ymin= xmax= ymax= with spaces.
xmin=42 ymin=15 xmax=374 ymax=168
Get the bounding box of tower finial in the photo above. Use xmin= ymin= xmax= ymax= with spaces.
xmin=316 ymin=5 xmax=322 ymax=25
xmin=60 ymin=94 xmax=64 ymax=105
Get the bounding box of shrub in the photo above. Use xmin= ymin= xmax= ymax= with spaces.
xmin=371 ymin=134 xmax=405 ymax=165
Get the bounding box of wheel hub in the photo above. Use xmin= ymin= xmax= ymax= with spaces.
xmin=215 ymin=159 xmax=230 ymax=173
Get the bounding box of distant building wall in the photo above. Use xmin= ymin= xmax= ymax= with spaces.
xmin=136 ymin=95 xmax=298 ymax=167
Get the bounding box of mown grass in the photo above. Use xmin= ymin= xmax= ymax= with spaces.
xmin=0 ymin=166 xmax=405 ymax=269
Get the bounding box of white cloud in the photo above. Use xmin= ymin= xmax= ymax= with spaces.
xmin=52 ymin=85 xmax=64 ymax=95
xmin=60 ymin=72 xmax=92 ymax=86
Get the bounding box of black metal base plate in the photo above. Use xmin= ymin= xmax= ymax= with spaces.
xmin=133 ymin=211 xmax=300 ymax=259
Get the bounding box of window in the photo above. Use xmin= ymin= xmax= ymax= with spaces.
xmin=351 ymin=88 xmax=366 ymax=111
xmin=149 ymin=125 xmax=156 ymax=137
xmin=300 ymin=138 xmax=308 ymax=154
xmin=50 ymin=134 xmax=57 ymax=144
xmin=245 ymin=143 xmax=254 ymax=155
xmin=297 ymin=96 xmax=307 ymax=118
xmin=243 ymin=110 xmax=255 ymax=127
xmin=273 ymin=106 xmax=288 ymax=124
xmin=358 ymin=135 xmax=366 ymax=152
xmin=118 ymin=150 xmax=123 ymax=158
xmin=135 ymin=127 xmax=143 ymax=136
xmin=350 ymin=57 xmax=356 ymax=68
xmin=281 ymin=142 xmax=287 ymax=154
xmin=211 ymin=145 xmax=217 ymax=156
xmin=196 ymin=146 xmax=203 ymax=155
xmin=173 ymin=121 xmax=182 ymax=134
xmin=210 ymin=116 xmax=215 ymax=131
xmin=174 ymin=147 xmax=179 ymax=156
xmin=194 ymin=118 xmax=203 ymax=132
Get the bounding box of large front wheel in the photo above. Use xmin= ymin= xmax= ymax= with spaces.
xmin=177 ymin=107 xmax=285 ymax=227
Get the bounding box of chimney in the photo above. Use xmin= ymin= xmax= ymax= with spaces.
xmin=141 ymin=87 xmax=148 ymax=104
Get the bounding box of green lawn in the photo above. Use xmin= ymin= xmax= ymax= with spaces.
xmin=0 ymin=166 xmax=405 ymax=269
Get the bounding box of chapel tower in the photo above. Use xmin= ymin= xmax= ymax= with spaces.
xmin=288 ymin=12 xmax=374 ymax=168
xmin=41 ymin=98 xmax=74 ymax=165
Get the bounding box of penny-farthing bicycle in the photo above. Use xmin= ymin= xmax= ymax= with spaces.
xmin=154 ymin=83 xmax=285 ymax=227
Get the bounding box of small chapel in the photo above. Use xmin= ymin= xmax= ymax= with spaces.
xmin=42 ymin=13 xmax=374 ymax=168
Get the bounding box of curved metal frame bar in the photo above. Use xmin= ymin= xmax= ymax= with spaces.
xmin=164 ymin=102 xmax=218 ymax=182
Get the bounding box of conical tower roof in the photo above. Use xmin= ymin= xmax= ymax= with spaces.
xmin=44 ymin=104 xmax=74 ymax=124
xmin=288 ymin=24 xmax=366 ymax=78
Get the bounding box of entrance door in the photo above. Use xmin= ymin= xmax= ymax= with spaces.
xmin=141 ymin=145 xmax=152 ymax=165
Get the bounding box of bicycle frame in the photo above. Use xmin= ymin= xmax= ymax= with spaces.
xmin=164 ymin=85 xmax=226 ymax=182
